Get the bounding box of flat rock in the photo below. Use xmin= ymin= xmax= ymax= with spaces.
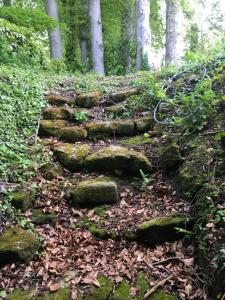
xmin=137 ymin=216 xmax=187 ymax=244
xmin=40 ymin=162 xmax=64 ymax=180
xmin=43 ymin=107 xmax=74 ymax=120
xmin=86 ymin=119 xmax=135 ymax=137
xmin=71 ymin=179 xmax=119 ymax=207
xmin=39 ymin=120 xmax=67 ymax=137
xmin=46 ymin=95 xmax=75 ymax=106
xmin=76 ymin=91 xmax=103 ymax=108
xmin=0 ymin=227 xmax=41 ymax=266
xmin=85 ymin=145 xmax=151 ymax=174
xmin=54 ymin=143 xmax=90 ymax=171
xmin=31 ymin=209 xmax=56 ymax=225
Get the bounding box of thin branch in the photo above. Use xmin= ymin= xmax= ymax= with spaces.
xmin=144 ymin=275 xmax=173 ymax=299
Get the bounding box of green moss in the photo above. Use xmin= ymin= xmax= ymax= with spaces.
xmin=94 ymin=206 xmax=107 ymax=217
xmin=89 ymin=226 xmax=109 ymax=239
xmin=39 ymin=288 xmax=71 ymax=300
xmin=149 ymin=290 xmax=178 ymax=300
xmin=43 ymin=107 xmax=73 ymax=120
xmin=8 ymin=288 xmax=35 ymax=300
xmin=110 ymin=88 xmax=140 ymax=102
xmin=158 ymin=138 xmax=183 ymax=170
xmin=84 ymin=275 xmax=113 ymax=300
xmin=139 ymin=216 xmax=185 ymax=230
xmin=0 ymin=227 xmax=41 ymax=265
xmin=135 ymin=116 xmax=154 ymax=133
xmin=46 ymin=95 xmax=75 ymax=106
xmin=76 ymin=91 xmax=103 ymax=108
xmin=122 ymin=229 xmax=137 ymax=241
xmin=112 ymin=281 xmax=134 ymax=300
xmin=119 ymin=135 xmax=152 ymax=145
xmin=136 ymin=272 xmax=149 ymax=299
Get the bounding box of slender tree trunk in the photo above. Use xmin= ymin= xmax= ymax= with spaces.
xmin=89 ymin=0 xmax=105 ymax=76
xmin=3 ymin=0 xmax=11 ymax=6
xmin=45 ymin=0 xmax=63 ymax=59
xmin=122 ymin=0 xmax=135 ymax=73
xmin=136 ymin=0 xmax=151 ymax=70
xmin=80 ymin=0 xmax=89 ymax=65
xmin=165 ymin=0 xmax=178 ymax=65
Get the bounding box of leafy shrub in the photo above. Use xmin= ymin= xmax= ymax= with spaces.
xmin=74 ymin=111 xmax=89 ymax=123
xmin=0 ymin=66 xmax=46 ymax=182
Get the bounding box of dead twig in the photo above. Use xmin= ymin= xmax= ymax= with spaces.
xmin=152 ymin=256 xmax=184 ymax=266
xmin=144 ymin=275 xmax=173 ymax=299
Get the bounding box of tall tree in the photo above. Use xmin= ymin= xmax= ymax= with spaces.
xmin=136 ymin=0 xmax=151 ymax=70
xmin=45 ymin=0 xmax=62 ymax=59
xmin=80 ymin=0 xmax=89 ymax=65
xmin=89 ymin=0 xmax=105 ymax=75
xmin=3 ymin=0 xmax=11 ymax=6
xmin=165 ymin=0 xmax=178 ymax=65
xmin=122 ymin=0 xmax=135 ymax=73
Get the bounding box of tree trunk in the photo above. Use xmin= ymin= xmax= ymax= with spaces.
xmin=136 ymin=0 xmax=151 ymax=70
xmin=122 ymin=0 xmax=135 ymax=73
xmin=80 ymin=0 xmax=89 ymax=65
xmin=3 ymin=0 xmax=11 ymax=6
xmin=165 ymin=0 xmax=178 ymax=65
xmin=45 ymin=0 xmax=63 ymax=59
xmin=89 ymin=0 xmax=105 ymax=76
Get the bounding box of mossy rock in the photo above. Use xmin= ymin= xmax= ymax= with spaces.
xmin=31 ymin=209 xmax=56 ymax=225
xmin=137 ymin=216 xmax=187 ymax=245
xmin=39 ymin=120 xmax=68 ymax=137
xmin=8 ymin=288 xmax=35 ymax=300
xmin=0 ymin=227 xmax=41 ymax=266
xmin=58 ymin=127 xmax=88 ymax=142
xmin=85 ymin=146 xmax=151 ymax=175
xmin=176 ymin=136 xmax=224 ymax=199
xmin=39 ymin=288 xmax=71 ymax=300
xmin=43 ymin=107 xmax=73 ymax=120
xmin=11 ymin=191 xmax=34 ymax=211
xmin=112 ymin=281 xmax=134 ymax=300
xmin=40 ymin=162 xmax=64 ymax=180
xmin=110 ymin=88 xmax=140 ymax=102
xmin=82 ymin=275 xmax=113 ymax=300
xmin=71 ymin=179 xmax=119 ymax=207
xmin=158 ymin=138 xmax=183 ymax=171
xmin=118 ymin=135 xmax=152 ymax=146
xmin=54 ymin=143 xmax=90 ymax=171
xmin=106 ymin=102 xmax=126 ymax=114
xmin=86 ymin=119 xmax=135 ymax=137
xmin=122 ymin=229 xmax=137 ymax=241
xmin=135 ymin=116 xmax=154 ymax=133
xmin=46 ymin=95 xmax=75 ymax=106
xmin=76 ymin=91 xmax=103 ymax=108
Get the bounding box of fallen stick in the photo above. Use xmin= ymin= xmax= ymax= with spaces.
xmin=144 ymin=275 xmax=173 ymax=299
xmin=152 ymin=256 xmax=184 ymax=266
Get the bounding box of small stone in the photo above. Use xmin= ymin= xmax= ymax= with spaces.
xmin=135 ymin=116 xmax=154 ymax=132
xmin=11 ymin=191 xmax=33 ymax=211
xmin=0 ymin=227 xmax=41 ymax=266
xmin=76 ymin=91 xmax=103 ymax=108
xmin=71 ymin=179 xmax=119 ymax=207
xmin=54 ymin=143 xmax=90 ymax=171
xmin=158 ymin=138 xmax=183 ymax=170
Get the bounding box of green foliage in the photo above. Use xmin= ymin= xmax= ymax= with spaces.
xmin=0 ymin=66 xmax=46 ymax=182
xmin=74 ymin=111 xmax=89 ymax=123
xmin=0 ymin=6 xmax=56 ymax=33
xmin=0 ymin=19 xmax=45 ymax=66
xmin=150 ymin=0 xmax=164 ymax=49
xmin=171 ymin=79 xmax=217 ymax=131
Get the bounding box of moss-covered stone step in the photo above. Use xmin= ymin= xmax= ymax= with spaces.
xmin=43 ymin=107 xmax=94 ymax=121
xmin=46 ymin=95 xmax=75 ymax=106
xmin=54 ymin=144 xmax=151 ymax=174
xmin=85 ymin=145 xmax=151 ymax=174
xmin=137 ymin=216 xmax=189 ymax=244
xmin=8 ymin=288 xmax=71 ymax=300
xmin=30 ymin=209 xmax=56 ymax=225
xmin=0 ymin=227 xmax=41 ymax=267
xmin=39 ymin=120 xmax=87 ymax=141
xmin=76 ymin=91 xmax=103 ymax=108
xmin=109 ymin=88 xmax=140 ymax=103
xmin=53 ymin=143 xmax=90 ymax=171
xmin=40 ymin=162 xmax=64 ymax=180
xmin=70 ymin=179 xmax=119 ymax=207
